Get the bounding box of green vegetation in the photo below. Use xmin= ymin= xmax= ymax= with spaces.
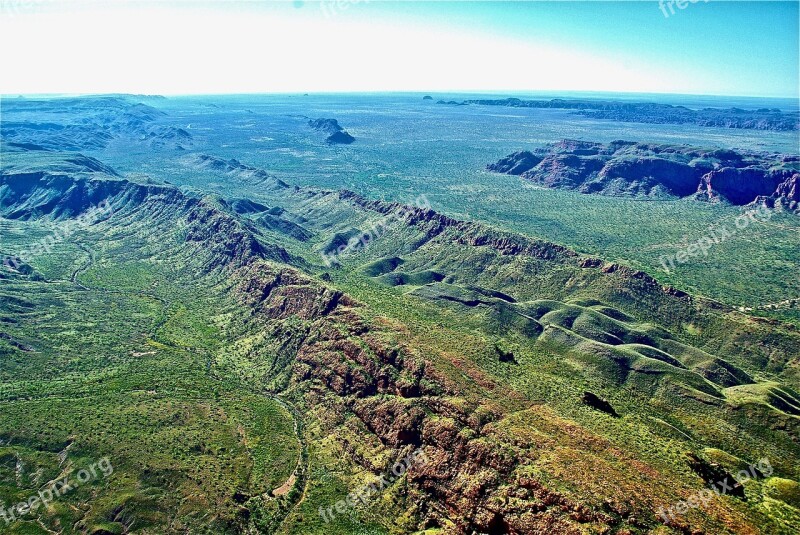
xmin=0 ymin=217 xmax=299 ymax=534
xmin=1 ymin=95 xmax=798 ymax=534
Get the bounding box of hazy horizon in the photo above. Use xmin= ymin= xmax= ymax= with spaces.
xmin=4 ymin=91 xmax=799 ymax=114
xmin=1 ymin=1 xmax=797 ymax=98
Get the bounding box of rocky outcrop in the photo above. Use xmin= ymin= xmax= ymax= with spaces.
xmin=775 ymin=173 xmax=800 ymax=203
xmin=754 ymin=172 xmax=800 ymax=213
xmin=488 ymin=140 xmax=800 ymax=208
xmin=774 ymin=173 xmax=800 ymax=211
xmin=325 ymin=130 xmax=356 ymax=144
xmin=308 ymin=118 xmax=356 ymax=144
xmin=486 ymin=151 xmax=542 ymax=175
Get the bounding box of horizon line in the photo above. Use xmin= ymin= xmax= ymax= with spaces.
xmin=2 ymin=89 xmax=799 ymax=101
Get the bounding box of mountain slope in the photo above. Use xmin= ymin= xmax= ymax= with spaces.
xmin=1 ymin=150 xmax=798 ymax=534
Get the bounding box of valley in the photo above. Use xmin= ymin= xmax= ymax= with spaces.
xmin=1 ymin=93 xmax=799 ymax=534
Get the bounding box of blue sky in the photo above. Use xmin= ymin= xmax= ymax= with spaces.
xmin=1 ymin=1 xmax=797 ymax=97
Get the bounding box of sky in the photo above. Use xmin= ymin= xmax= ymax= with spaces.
xmin=0 ymin=0 xmax=798 ymax=98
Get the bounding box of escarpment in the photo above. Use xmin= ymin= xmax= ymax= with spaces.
xmin=227 ymin=259 xmax=641 ymax=533
xmin=487 ymin=140 xmax=800 ymax=211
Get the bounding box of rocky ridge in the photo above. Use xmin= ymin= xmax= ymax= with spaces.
xmin=442 ymin=97 xmax=800 ymax=131
xmin=488 ymin=140 xmax=800 ymax=211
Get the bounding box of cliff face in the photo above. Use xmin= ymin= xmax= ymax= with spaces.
xmin=1 ymin=155 xmax=174 ymax=220
xmin=486 ymin=150 xmax=543 ymax=175
xmin=775 ymin=173 xmax=800 ymax=206
xmin=488 ymin=140 xmax=800 ymax=209
xmin=697 ymin=167 xmax=791 ymax=205
xmin=748 ymin=172 xmax=800 ymax=213
xmin=598 ymin=156 xmax=699 ymax=196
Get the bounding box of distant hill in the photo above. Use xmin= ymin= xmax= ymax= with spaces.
xmin=488 ymin=139 xmax=800 ymax=211
xmin=0 ymin=95 xmax=192 ymax=151
xmin=442 ymin=97 xmax=800 ymax=131
xmin=308 ymin=118 xmax=356 ymax=144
